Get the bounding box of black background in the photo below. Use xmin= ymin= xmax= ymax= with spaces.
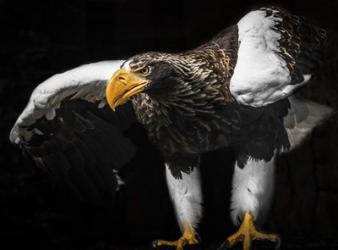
xmin=1 ymin=0 xmax=338 ymax=250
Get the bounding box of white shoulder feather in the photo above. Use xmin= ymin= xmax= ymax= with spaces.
xmin=230 ymin=7 xmax=324 ymax=107
xmin=10 ymin=60 xmax=123 ymax=144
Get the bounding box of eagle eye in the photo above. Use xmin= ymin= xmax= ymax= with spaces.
xmin=139 ymin=66 xmax=151 ymax=76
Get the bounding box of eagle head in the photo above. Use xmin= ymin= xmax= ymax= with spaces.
xmin=106 ymin=52 xmax=192 ymax=110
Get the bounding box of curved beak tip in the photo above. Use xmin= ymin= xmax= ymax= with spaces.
xmin=105 ymin=69 xmax=148 ymax=111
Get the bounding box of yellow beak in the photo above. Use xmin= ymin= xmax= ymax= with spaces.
xmin=106 ymin=69 xmax=149 ymax=110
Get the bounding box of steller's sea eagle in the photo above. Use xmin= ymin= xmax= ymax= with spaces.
xmin=10 ymin=6 xmax=333 ymax=250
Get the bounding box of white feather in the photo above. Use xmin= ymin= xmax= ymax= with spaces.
xmin=34 ymin=128 xmax=44 ymax=135
xmin=122 ymin=60 xmax=131 ymax=71
xmin=45 ymin=108 xmax=56 ymax=120
xmin=230 ymin=157 xmax=275 ymax=226
xmin=284 ymin=97 xmax=333 ymax=150
xmin=230 ymin=9 xmax=307 ymax=107
xmin=165 ymin=163 xmax=203 ymax=232
xmin=9 ymin=60 xmax=123 ymax=144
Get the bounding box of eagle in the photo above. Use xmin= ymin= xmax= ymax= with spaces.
xmin=10 ymin=6 xmax=332 ymax=250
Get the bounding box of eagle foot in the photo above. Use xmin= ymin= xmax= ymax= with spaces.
xmin=225 ymin=212 xmax=280 ymax=250
xmin=153 ymin=225 xmax=199 ymax=250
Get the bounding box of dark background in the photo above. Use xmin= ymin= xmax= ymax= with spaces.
xmin=1 ymin=0 xmax=338 ymax=249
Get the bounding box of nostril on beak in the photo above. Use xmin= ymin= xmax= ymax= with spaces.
xmin=117 ymin=76 xmax=127 ymax=86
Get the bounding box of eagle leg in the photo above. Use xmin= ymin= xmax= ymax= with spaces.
xmin=154 ymin=158 xmax=202 ymax=250
xmin=153 ymin=224 xmax=199 ymax=250
xmin=226 ymin=212 xmax=280 ymax=250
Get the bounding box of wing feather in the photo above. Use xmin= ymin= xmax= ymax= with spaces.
xmin=10 ymin=61 xmax=142 ymax=203
xmin=230 ymin=7 xmax=327 ymax=107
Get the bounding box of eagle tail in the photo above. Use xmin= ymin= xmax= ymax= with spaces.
xmin=284 ymin=97 xmax=333 ymax=150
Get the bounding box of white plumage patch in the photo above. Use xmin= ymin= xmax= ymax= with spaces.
xmin=230 ymin=157 xmax=275 ymax=226
xmin=165 ymin=164 xmax=203 ymax=232
xmin=10 ymin=60 xmax=123 ymax=144
xmin=122 ymin=60 xmax=131 ymax=71
xmin=230 ymin=10 xmax=305 ymax=107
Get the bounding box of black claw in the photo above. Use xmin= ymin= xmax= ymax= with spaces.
xmin=195 ymin=233 xmax=202 ymax=244
xmin=152 ymin=240 xmax=159 ymax=248
xmin=216 ymin=240 xmax=230 ymax=250
xmin=274 ymin=235 xmax=282 ymax=250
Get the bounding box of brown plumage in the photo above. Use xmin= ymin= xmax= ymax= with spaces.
xmin=10 ymin=5 xmax=329 ymax=191
xmin=121 ymin=6 xmax=327 ymax=167
xmin=9 ymin=6 xmax=332 ymax=250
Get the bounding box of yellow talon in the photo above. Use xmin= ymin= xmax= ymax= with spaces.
xmin=153 ymin=225 xmax=199 ymax=250
xmin=226 ymin=212 xmax=280 ymax=250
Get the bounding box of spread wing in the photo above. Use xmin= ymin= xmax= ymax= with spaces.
xmin=9 ymin=61 xmax=140 ymax=203
xmin=230 ymin=7 xmax=327 ymax=107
